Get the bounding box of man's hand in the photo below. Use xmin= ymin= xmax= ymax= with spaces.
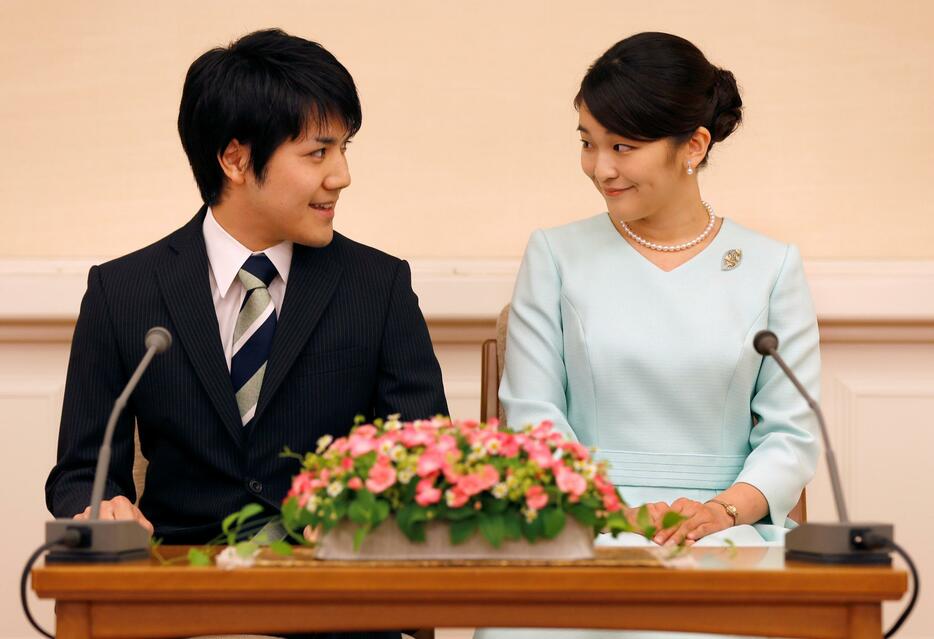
xmin=74 ymin=495 xmax=154 ymax=535
xmin=652 ymin=497 xmax=733 ymax=546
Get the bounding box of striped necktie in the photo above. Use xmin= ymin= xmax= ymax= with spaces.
xmin=231 ymin=254 xmax=278 ymax=426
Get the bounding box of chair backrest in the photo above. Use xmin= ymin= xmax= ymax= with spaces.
xmin=480 ymin=304 xmax=510 ymax=424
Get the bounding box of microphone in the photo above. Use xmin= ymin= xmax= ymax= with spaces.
xmin=754 ymin=330 xmax=893 ymax=565
xmin=45 ymin=327 xmax=172 ymax=563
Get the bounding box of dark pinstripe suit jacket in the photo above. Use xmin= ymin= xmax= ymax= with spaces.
xmin=46 ymin=207 xmax=448 ymax=544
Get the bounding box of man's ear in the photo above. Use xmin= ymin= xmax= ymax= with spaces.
xmin=218 ymin=139 xmax=251 ymax=186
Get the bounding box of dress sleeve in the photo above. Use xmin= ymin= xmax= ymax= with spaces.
xmin=734 ymin=244 xmax=821 ymax=525
xmin=498 ymin=230 xmax=577 ymax=440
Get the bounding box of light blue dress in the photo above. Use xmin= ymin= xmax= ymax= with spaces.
xmin=476 ymin=213 xmax=821 ymax=639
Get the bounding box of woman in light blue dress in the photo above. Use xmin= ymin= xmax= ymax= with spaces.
xmin=476 ymin=32 xmax=820 ymax=639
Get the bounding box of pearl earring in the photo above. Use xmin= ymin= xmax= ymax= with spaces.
xmin=686 ymin=162 xmax=694 ymax=176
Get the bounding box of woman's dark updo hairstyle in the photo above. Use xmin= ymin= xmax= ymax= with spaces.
xmin=575 ymin=32 xmax=742 ymax=166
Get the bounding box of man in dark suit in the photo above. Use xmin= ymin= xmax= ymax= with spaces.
xmin=45 ymin=27 xmax=447 ymax=569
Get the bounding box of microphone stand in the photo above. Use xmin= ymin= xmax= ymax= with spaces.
xmin=45 ymin=327 xmax=172 ymax=563
xmin=753 ymin=330 xmax=892 ymax=565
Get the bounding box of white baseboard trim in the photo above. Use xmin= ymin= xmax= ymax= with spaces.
xmin=2 ymin=258 xmax=934 ymax=323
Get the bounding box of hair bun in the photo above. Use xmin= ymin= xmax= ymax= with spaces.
xmin=710 ymin=68 xmax=743 ymax=143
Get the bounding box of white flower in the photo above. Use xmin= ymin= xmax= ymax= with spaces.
xmin=378 ymin=439 xmax=394 ymax=454
xmin=385 ymin=415 xmax=403 ymax=431
xmin=327 ymin=481 xmax=344 ymax=498
xmin=582 ymin=463 xmax=597 ymax=480
xmin=398 ymin=468 xmax=415 ymax=484
xmin=486 ymin=439 xmax=502 ymax=455
xmin=389 ymin=445 xmax=406 ymax=463
xmin=306 ymin=496 xmax=320 ymax=513
xmin=471 ymin=440 xmax=485 ymax=454
xmin=522 ymin=507 xmax=538 ymax=523
xmin=215 ymin=545 xmax=259 ymax=570
xmin=316 ymin=434 xmax=334 ymax=453
xmin=492 ymin=482 xmax=509 ymax=499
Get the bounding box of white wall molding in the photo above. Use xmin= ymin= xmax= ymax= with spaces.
xmin=2 ymin=258 xmax=934 ymax=324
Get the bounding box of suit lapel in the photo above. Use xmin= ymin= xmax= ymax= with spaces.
xmin=252 ymin=242 xmax=343 ymax=427
xmin=157 ymin=209 xmax=244 ymax=446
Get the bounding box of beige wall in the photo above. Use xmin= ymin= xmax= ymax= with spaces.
xmin=1 ymin=0 xmax=932 ymax=260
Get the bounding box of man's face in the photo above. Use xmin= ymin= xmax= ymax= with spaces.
xmin=243 ymin=120 xmax=352 ymax=248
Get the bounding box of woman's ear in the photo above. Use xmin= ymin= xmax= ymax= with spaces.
xmin=684 ymin=127 xmax=712 ymax=173
xmin=218 ymin=139 xmax=251 ymax=186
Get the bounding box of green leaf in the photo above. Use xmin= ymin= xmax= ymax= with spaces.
xmin=237 ymin=503 xmax=264 ymax=527
xmin=643 ymin=526 xmax=657 ymax=539
xmin=541 ymin=508 xmax=566 ymax=539
xmin=443 ymin=506 xmax=476 ymax=521
xmin=188 ymin=548 xmax=211 ymax=566
xmin=373 ymin=499 xmax=390 ymax=525
xmin=605 ymin=512 xmax=633 ymax=535
xmin=235 ymin=541 xmax=258 ymax=558
xmin=353 ymin=525 xmax=369 ymax=552
xmin=478 ymin=513 xmax=506 ymax=548
xmin=568 ymin=503 xmax=598 ymax=527
xmin=503 ymin=511 xmax=522 ymax=541
xmin=269 ymin=540 xmax=293 ymax=556
xmin=661 ymin=510 xmax=686 ymax=531
xmin=281 ymin=497 xmax=299 ymax=525
xmin=636 ymin=505 xmax=651 ymax=531
xmin=449 ymin=517 xmax=479 ymax=545
xmin=221 ymin=512 xmax=239 ymax=535
xmin=349 ymin=498 xmax=373 ymax=525
xmin=520 ymin=513 xmax=543 ymax=542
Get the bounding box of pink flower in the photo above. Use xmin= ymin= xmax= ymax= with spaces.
xmin=330 ymin=437 xmax=350 ymax=454
xmin=530 ymin=421 xmax=554 ymax=440
xmin=401 ymin=427 xmax=435 ymax=448
xmin=365 ymin=460 xmax=397 ymax=493
xmin=525 ymin=485 xmax=548 ymax=511
xmin=347 ymin=477 xmax=363 ymax=490
xmin=341 ymin=457 xmax=354 ymax=471
xmin=497 ymin=434 xmax=520 ymax=458
xmin=524 ymin=441 xmax=554 ymax=469
xmin=602 ymin=492 xmax=622 ymax=513
xmin=348 ymin=433 xmax=377 ymax=458
xmin=593 ymin=474 xmax=615 ymax=496
xmin=417 ymin=448 xmax=446 ymax=478
xmin=562 ymin=441 xmax=589 ymax=461
xmin=445 ymin=486 xmax=470 ymax=509
xmin=455 ymin=464 xmax=499 ymax=497
xmin=415 ymin=477 xmax=442 ymax=506
xmin=554 ymin=464 xmax=587 ymax=499
xmin=354 ymin=425 xmax=378 ymax=438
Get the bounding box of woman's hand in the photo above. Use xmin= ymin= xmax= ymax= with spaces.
xmin=652 ymin=497 xmax=733 ymax=546
xmin=625 ymin=501 xmax=671 ymax=536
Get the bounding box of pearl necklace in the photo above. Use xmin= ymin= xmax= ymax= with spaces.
xmin=621 ymin=201 xmax=716 ymax=252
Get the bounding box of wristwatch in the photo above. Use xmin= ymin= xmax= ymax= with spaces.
xmin=707 ymin=499 xmax=738 ymax=526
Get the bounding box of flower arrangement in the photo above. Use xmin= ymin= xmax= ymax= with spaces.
xmin=279 ymin=416 xmax=678 ymax=550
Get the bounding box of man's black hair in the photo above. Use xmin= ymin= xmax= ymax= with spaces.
xmin=178 ymin=28 xmax=362 ymax=204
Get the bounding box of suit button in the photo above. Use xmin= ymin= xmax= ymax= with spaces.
xmin=248 ymin=479 xmax=263 ymax=494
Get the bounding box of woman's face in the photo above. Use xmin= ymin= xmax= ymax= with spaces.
xmin=578 ymin=104 xmax=688 ymax=223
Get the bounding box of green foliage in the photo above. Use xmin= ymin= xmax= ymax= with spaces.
xmin=541 ymin=508 xmax=566 ymax=539
xmin=187 ymin=548 xmax=211 ymax=566
xmin=478 ymin=513 xmax=506 ymax=548
xmin=449 ymin=517 xmax=479 ymax=544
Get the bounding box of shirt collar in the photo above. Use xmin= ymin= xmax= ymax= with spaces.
xmin=202 ymin=207 xmax=293 ymax=299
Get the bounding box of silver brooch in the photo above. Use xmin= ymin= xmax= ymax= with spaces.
xmin=721 ymin=249 xmax=743 ymax=271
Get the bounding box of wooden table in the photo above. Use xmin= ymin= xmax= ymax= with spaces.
xmin=32 ymin=546 xmax=907 ymax=639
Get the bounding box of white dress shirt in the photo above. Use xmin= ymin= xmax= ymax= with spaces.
xmin=202 ymin=208 xmax=293 ymax=370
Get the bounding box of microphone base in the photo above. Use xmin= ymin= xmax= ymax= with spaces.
xmin=785 ymin=522 xmax=893 ymax=566
xmin=45 ymin=519 xmax=151 ymax=564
